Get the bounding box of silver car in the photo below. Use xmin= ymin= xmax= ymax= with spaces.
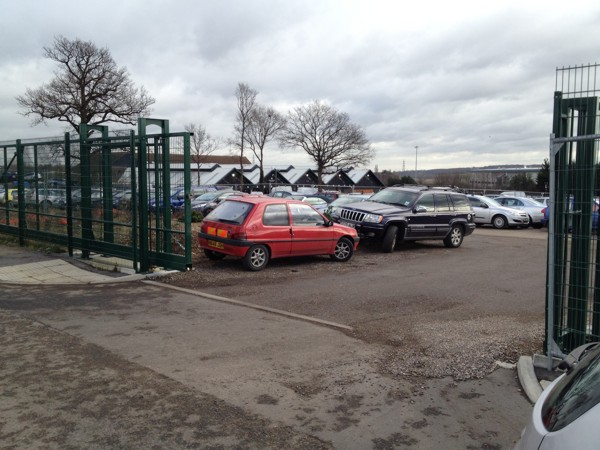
xmin=467 ymin=195 xmax=530 ymax=229
xmin=495 ymin=196 xmax=546 ymax=229
xmin=514 ymin=343 xmax=600 ymax=450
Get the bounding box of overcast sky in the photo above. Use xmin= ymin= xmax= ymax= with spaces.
xmin=1 ymin=0 xmax=599 ymax=172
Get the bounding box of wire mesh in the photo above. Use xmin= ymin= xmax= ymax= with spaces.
xmin=549 ymin=63 xmax=600 ymax=354
xmin=1 ymin=125 xmax=192 ymax=271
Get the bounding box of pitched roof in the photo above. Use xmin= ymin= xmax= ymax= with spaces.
xmin=147 ymin=154 xmax=251 ymax=165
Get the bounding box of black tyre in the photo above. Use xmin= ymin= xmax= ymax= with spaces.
xmin=243 ymin=244 xmax=269 ymax=271
xmin=492 ymin=215 xmax=507 ymax=229
xmin=443 ymin=225 xmax=464 ymax=248
xmin=382 ymin=225 xmax=398 ymax=253
xmin=529 ymin=216 xmax=543 ymax=229
xmin=330 ymin=237 xmax=354 ymax=262
xmin=204 ymin=249 xmax=226 ymax=260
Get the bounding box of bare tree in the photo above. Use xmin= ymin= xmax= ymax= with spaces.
xmin=231 ymin=83 xmax=258 ymax=188
xmin=16 ymin=35 xmax=155 ymax=135
xmin=280 ymin=100 xmax=373 ymax=186
xmin=184 ymin=123 xmax=219 ymax=185
xmin=246 ymin=106 xmax=286 ymax=185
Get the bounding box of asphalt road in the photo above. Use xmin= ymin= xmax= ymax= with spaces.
xmin=0 ymin=227 xmax=548 ymax=449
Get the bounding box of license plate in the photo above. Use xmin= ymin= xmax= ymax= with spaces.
xmin=208 ymin=240 xmax=224 ymax=249
xmin=340 ymin=221 xmax=355 ymax=228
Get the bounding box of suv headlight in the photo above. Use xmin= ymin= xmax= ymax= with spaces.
xmin=363 ymin=213 xmax=383 ymax=223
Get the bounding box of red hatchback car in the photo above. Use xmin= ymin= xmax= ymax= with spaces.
xmin=198 ymin=196 xmax=360 ymax=271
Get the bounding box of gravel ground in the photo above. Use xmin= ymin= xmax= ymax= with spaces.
xmin=160 ymin=229 xmax=546 ymax=382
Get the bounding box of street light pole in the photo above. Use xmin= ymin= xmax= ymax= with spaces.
xmin=414 ymin=145 xmax=418 ymax=182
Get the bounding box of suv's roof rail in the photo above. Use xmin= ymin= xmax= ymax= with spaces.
xmin=391 ymin=184 xmax=460 ymax=192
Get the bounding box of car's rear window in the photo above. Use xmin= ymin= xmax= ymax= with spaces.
xmin=451 ymin=195 xmax=472 ymax=212
xmin=542 ymin=345 xmax=600 ymax=431
xmin=205 ymin=200 xmax=253 ymax=225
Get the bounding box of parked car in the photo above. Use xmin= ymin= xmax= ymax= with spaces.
xmin=194 ymin=190 xmax=245 ymax=216
xmin=514 ymin=343 xmax=600 ymax=450
xmin=467 ymin=195 xmax=530 ymax=229
xmin=198 ymin=196 xmax=359 ymax=271
xmin=533 ymin=197 xmax=550 ymax=206
xmin=148 ymin=187 xmax=179 ymax=212
xmin=494 ymin=196 xmax=546 ymax=229
xmin=501 ymin=191 xmax=527 ymax=197
xmin=289 ymin=195 xmax=328 ymax=213
xmin=71 ymin=188 xmax=103 ymax=209
xmin=112 ymin=190 xmax=133 ymax=208
xmin=310 ymin=191 xmax=341 ymax=203
xmin=325 ymin=194 xmax=371 ymax=216
xmin=29 ymin=188 xmax=69 ymax=208
xmin=329 ymin=186 xmax=475 ymax=252
xmin=542 ymin=197 xmax=599 ymax=230
xmin=189 ymin=190 xmax=242 ymax=214
xmin=269 ymin=189 xmax=294 ymax=198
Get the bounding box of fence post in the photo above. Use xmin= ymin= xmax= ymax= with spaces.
xmin=64 ymin=133 xmax=74 ymax=256
xmin=16 ymin=139 xmax=25 ymax=246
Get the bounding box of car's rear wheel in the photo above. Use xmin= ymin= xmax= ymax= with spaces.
xmin=492 ymin=215 xmax=507 ymax=229
xmin=243 ymin=244 xmax=269 ymax=271
xmin=330 ymin=237 xmax=354 ymax=262
xmin=382 ymin=225 xmax=398 ymax=253
xmin=204 ymin=249 xmax=226 ymax=260
xmin=444 ymin=225 xmax=464 ymax=248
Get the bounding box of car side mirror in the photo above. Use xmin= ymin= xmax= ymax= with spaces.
xmin=325 ymin=219 xmax=333 ymax=227
xmin=413 ymin=205 xmax=428 ymax=213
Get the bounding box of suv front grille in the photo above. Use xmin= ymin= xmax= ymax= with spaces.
xmin=339 ymin=208 xmax=366 ymax=223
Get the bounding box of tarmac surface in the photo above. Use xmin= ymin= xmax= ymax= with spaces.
xmin=0 ymin=243 xmax=551 ymax=396
xmin=0 ymin=242 xmax=550 ymax=448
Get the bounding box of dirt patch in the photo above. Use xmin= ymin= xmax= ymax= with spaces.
xmin=0 ymin=310 xmax=332 ymax=449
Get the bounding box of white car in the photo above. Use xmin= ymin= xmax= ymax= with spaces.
xmin=514 ymin=343 xmax=600 ymax=450
xmin=289 ymin=195 xmax=328 ymax=213
xmin=494 ymin=196 xmax=546 ymax=229
xmin=467 ymin=195 xmax=530 ymax=229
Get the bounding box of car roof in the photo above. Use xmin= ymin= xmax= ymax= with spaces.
xmin=224 ymin=195 xmax=310 ymax=206
xmin=388 ymin=185 xmax=460 ymax=193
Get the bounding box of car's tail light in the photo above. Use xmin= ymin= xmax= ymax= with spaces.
xmin=231 ymin=231 xmax=247 ymax=240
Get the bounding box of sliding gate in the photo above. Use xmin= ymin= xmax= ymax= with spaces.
xmin=0 ymin=118 xmax=192 ymax=272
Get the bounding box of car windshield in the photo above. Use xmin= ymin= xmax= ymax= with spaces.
xmin=369 ymin=189 xmax=420 ymax=207
xmin=205 ymin=200 xmax=253 ymax=225
xmin=542 ymin=345 xmax=600 ymax=431
xmin=331 ymin=196 xmax=365 ymax=206
xmin=195 ymin=191 xmax=221 ymax=201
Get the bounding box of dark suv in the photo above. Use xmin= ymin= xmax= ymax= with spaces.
xmin=329 ymin=186 xmax=475 ymax=252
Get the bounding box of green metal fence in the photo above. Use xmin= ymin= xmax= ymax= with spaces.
xmin=0 ymin=118 xmax=192 ymax=272
xmin=546 ymin=64 xmax=600 ymax=360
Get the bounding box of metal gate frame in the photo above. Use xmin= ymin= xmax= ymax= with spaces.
xmin=546 ymin=65 xmax=600 ymax=365
xmin=0 ymin=118 xmax=192 ymax=272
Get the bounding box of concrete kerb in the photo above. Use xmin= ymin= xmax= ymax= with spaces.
xmin=517 ymin=354 xmax=563 ymax=404
xmin=517 ymin=356 xmax=542 ymax=404
xmin=143 ymin=280 xmax=354 ymax=332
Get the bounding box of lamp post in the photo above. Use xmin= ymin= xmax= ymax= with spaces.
xmin=414 ymin=145 xmax=418 ymax=182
